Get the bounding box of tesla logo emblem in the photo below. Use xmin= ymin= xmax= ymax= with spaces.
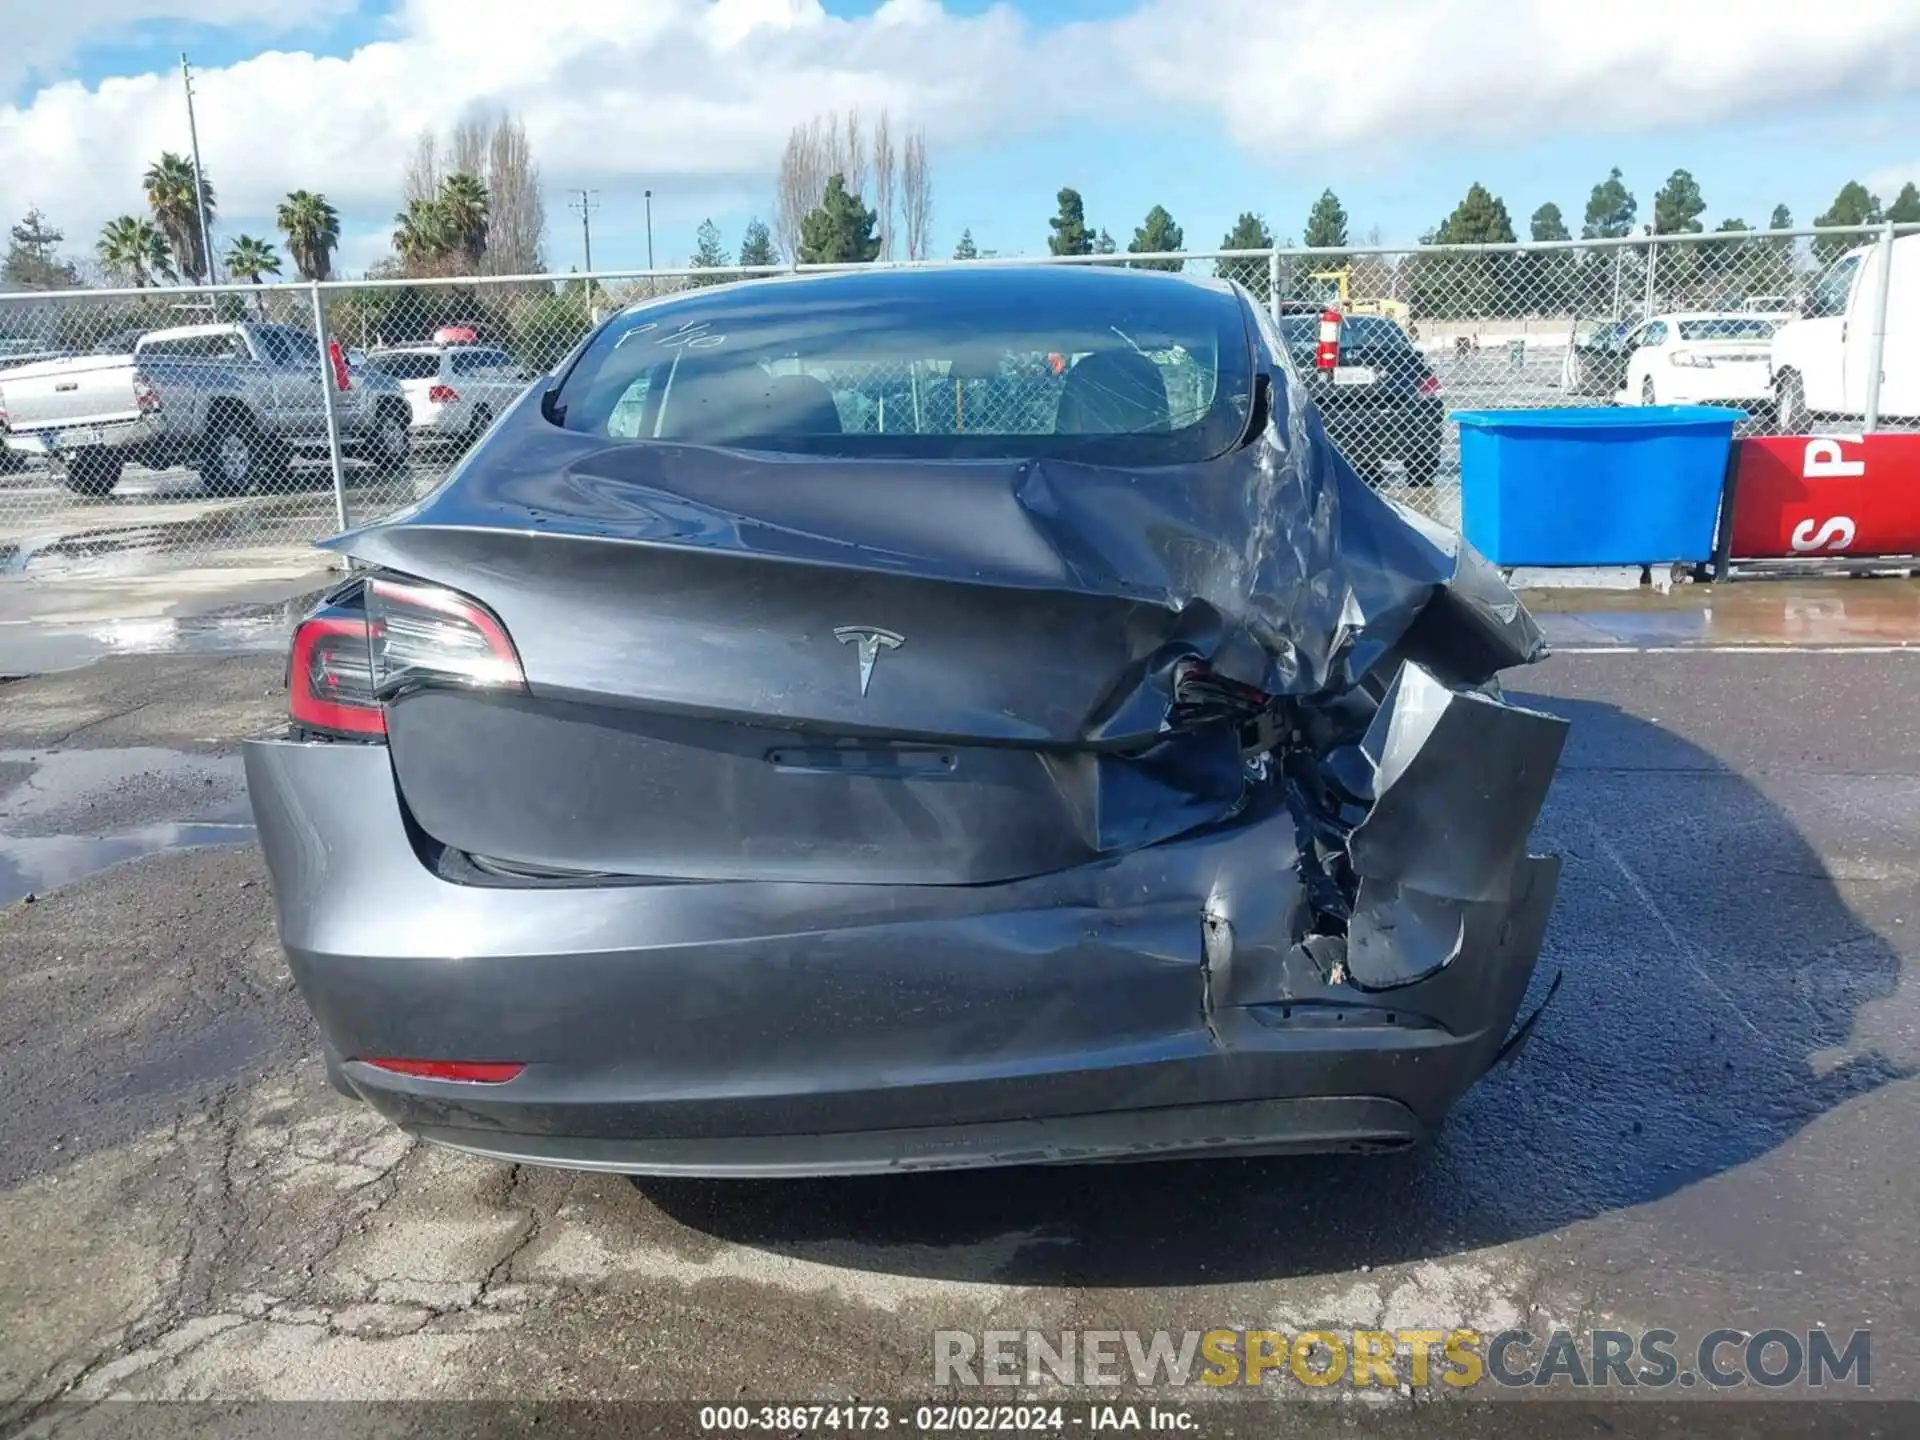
xmin=833 ymin=626 xmax=903 ymax=696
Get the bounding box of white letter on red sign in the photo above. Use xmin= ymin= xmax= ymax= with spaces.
xmin=1803 ymin=439 xmax=1866 ymax=479
xmin=1790 ymin=516 xmax=1857 ymax=552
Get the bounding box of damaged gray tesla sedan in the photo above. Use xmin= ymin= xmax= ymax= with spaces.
xmin=244 ymin=264 xmax=1568 ymax=1176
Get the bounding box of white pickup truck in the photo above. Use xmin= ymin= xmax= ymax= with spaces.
xmin=0 ymin=322 xmax=413 ymax=496
xmin=1772 ymin=232 xmax=1919 ymax=431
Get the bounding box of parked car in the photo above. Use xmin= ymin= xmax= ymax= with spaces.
xmin=1274 ymin=312 xmax=1445 ymax=483
xmin=0 ymin=322 xmax=412 ymax=496
xmin=1560 ymin=319 xmax=1632 ymax=398
xmin=1772 ymin=233 xmax=1920 ymax=432
xmin=1612 ymin=312 xmax=1779 ymax=410
xmin=243 ymin=265 xmax=1568 ymax=1178
xmin=363 ymin=344 xmax=536 ymax=448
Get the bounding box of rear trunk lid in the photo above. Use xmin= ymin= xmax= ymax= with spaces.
xmin=340 ymin=436 xmax=1252 ymax=887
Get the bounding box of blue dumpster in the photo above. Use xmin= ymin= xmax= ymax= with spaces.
xmin=1455 ymin=406 xmax=1745 ymax=567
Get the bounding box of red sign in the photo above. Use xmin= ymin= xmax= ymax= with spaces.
xmin=1729 ymin=433 xmax=1920 ymax=560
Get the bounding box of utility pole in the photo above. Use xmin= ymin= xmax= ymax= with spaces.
xmin=568 ymin=189 xmax=599 ymax=319
xmin=180 ymin=53 xmax=218 ymax=288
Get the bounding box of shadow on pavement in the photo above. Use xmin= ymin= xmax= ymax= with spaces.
xmin=637 ymin=691 xmax=1911 ymax=1286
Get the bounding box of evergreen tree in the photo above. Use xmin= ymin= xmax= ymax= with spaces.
xmin=1889 ymin=183 xmax=1920 ymax=226
xmin=1128 ymin=205 xmax=1185 ymax=272
xmin=1303 ymin=189 xmax=1348 ymax=250
xmin=952 ymin=228 xmax=978 ymax=260
xmin=1652 ymin=169 xmax=1707 ymax=235
xmin=737 ymin=218 xmax=777 ymax=269
xmin=1048 ymin=188 xmax=1092 ymax=256
xmin=686 ymin=218 xmax=730 ymax=286
xmin=1813 ymin=181 xmax=1882 ymax=262
xmin=1435 ymin=183 xmax=1516 ymax=245
xmin=1524 ymin=203 xmax=1573 ymax=309
xmin=1529 ymin=203 xmax=1570 ymax=243
xmin=1416 ymin=184 xmax=1520 ymax=317
xmin=1092 ymin=229 xmax=1116 ymax=255
xmin=1581 ymin=168 xmax=1637 ymax=239
xmin=2 ymin=207 xmax=80 ymax=290
xmin=1217 ymin=212 xmax=1275 ymax=299
xmin=1220 ymin=212 xmax=1274 ymax=251
xmin=797 ymin=175 xmax=881 ymax=264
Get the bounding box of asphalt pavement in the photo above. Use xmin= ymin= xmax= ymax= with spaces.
xmin=1 ymin=589 xmax=1917 ymax=1437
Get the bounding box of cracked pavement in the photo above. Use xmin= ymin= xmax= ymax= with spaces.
xmin=1 ymin=643 xmax=1917 ymax=1435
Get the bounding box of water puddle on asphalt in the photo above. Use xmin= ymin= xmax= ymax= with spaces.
xmin=1 ymin=822 xmax=257 ymax=907
xmin=0 ymin=608 xmax=301 ymax=677
xmin=0 ymin=747 xmax=257 ymax=906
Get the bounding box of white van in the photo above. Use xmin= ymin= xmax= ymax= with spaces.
xmin=1771 ymin=232 xmax=1919 ymax=429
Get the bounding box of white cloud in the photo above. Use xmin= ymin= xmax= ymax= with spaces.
xmin=0 ymin=0 xmax=361 ymax=96
xmin=1867 ymin=161 xmax=1920 ymax=199
xmin=2 ymin=0 xmax=1917 ymax=271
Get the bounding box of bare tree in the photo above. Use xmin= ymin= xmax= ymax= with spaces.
xmin=402 ymin=129 xmax=440 ymax=207
xmin=901 ymin=126 xmax=932 ymax=261
xmin=837 ymin=108 xmax=870 ymax=205
xmin=447 ymin=114 xmax=489 ymax=180
xmin=872 ymin=111 xmax=897 ymax=260
xmin=775 ymin=114 xmax=833 ymax=262
xmin=484 ymin=112 xmax=547 ymax=275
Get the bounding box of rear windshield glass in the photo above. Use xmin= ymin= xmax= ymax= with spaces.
xmin=548 ymin=270 xmax=1253 ymax=463
xmin=1676 ymin=319 xmax=1775 ymax=341
xmin=366 ymin=352 xmax=441 ymax=380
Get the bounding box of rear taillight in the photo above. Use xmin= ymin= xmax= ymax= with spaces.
xmin=289 ymin=613 xmax=385 ymax=737
xmin=361 ymin=1058 xmax=524 ymax=1084
xmin=133 ymin=372 xmax=162 ymax=413
xmin=368 ymin=577 xmax=525 ymax=695
xmin=287 ymin=578 xmax=525 ymax=739
xmin=1418 ymin=374 xmax=1443 ymax=398
xmin=427 ymin=383 xmax=459 ymax=404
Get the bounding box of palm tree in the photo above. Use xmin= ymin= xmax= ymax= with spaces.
xmin=393 ymin=198 xmax=450 ymax=269
xmin=436 ymin=172 xmax=490 ymax=267
xmin=224 ymin=235 xmax=282 ymax=316
xmin=276 ymin=190 xmax=340 ymax=281
xmin=143 ymin=151 xmax=217 ymax=282
xmin=97 ymin=216 xmax=176 ymax=287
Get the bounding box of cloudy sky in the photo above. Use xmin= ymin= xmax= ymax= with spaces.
xmin=2 ymin=0 xmax=1918 ymax=276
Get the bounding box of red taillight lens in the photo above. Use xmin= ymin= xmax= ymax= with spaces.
xmin=368 ymin=578 xmax=525 ymax=696
xmin=362 ymin=1058 xmax=524 ymax=1084
xmin=133 ymin=371 xmax=162 ymax=413
xmin=287 ymin=578 xmax=524 ymax=738
xmin=1418 ymin=374 xmax=1443 ymax=398
xmin=289 ymin=614 xmax=385 ymax=737
xmin=427 ymin=383 xmax=459 ymax=404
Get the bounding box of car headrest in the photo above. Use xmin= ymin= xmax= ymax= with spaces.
xmin=657 ymin=368 xmax=844 ymax=441
xmin=1055 ymin=350 xmax=1171 ymax=436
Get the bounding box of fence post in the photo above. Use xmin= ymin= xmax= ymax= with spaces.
xmin=308 ymin=281 xmax=349 ymax=532
xmin=1642 ymin=236 xmax=1657 ymax=319
xmin=1863 ymin=222 xmax=1896 ymax=435
xmin=1267 ymin=250 xmax=1282 ymax=324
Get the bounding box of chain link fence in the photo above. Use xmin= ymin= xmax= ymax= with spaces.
xmin=1 ymin=224 xmax=1910 ymax=584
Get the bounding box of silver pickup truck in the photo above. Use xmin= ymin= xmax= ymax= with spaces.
xmin=0 ymin=322 xmax=413 ymax=496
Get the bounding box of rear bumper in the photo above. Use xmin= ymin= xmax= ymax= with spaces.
xmin=247 ymin=736 xmax=1560 ymax=1176
xmin=4 ymin=414 xmax=164 ymax=457
xmin=1661 ymin=368 xmax=1771 ymax=405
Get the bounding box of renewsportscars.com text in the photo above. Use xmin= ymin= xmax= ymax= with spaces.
xmin=933 ymin=1327 xmax=1871 ymax=1390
